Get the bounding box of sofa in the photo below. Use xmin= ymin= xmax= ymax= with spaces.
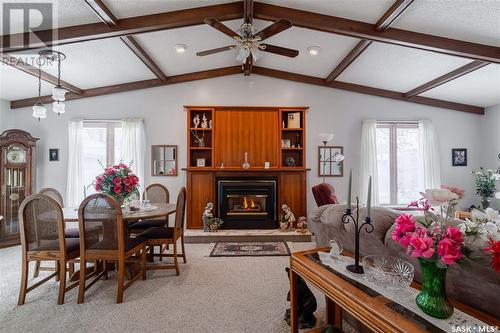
xmin=308 ymin=203 xmax=500 ymax=319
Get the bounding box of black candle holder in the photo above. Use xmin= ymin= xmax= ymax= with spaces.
xmin=342 ymin=197 xmax=374 ymax=274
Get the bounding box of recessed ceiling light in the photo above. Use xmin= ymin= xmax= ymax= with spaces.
xmin=174 ymin=44 xmax=187 ymax=54
xmin=307 ymin=46 xmax=320 ymax=56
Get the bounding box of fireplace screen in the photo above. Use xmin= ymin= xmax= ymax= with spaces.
xmin=227 ymin=195 xmax=267 ymax=216
xmin=217 ymin=178 xmax=277 ymax=229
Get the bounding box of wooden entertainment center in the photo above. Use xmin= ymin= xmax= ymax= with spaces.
xmin=185 ymin=106 xmax=309 ymax=229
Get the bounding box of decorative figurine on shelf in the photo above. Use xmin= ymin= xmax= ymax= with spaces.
xmin=193 ymin=114 xmax=200 ymax=128
xmin=201 ymin=113 xmax=208 ymax=128
xmin=242 ymin=152 xmax=250 ymax=169
xmin=209 ymin=120 xmax=213 ymax=129
xmin=284 ymin=267 xmax=317 ymax=329
xmin=285 ymin=157 xmax=296 ymax=167
xmin=296 ymin=216 xmax=308 ymax=233
xmin=279 ymin=213 xmax=288 ymax=231
xmin=282 ymin=204 xmax=296 ymax=230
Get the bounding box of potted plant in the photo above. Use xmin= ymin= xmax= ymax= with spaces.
xmin=470 ymin=168 xmax=499 ymax=209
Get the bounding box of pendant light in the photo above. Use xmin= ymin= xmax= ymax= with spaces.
xmin=32 ymin=61 xmax=47 ymax=120
xmin=51 ymin=51 xmax=66 ymax=102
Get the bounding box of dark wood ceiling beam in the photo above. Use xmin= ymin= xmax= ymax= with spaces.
xmin=325 ymin=0 xmax=413 ymax=83
xmin=119 ymin=36 xmax=167 ymax=80
xmin=244 ymin=0 xmax=254 ymax=24
xmin=84 ymin=0 xmax=167 ymax=81
xmin=404 ymin=60 xmax=489 ymax=97
xmin=325 ymin=40 xmax=372 ymax=82
xmin=0 ymin=2 xmax=243 ymax=52
xmin=10 ymin=66 xmax=242 ymax=109
xmin=253 ymin=2 xmax=500 ymax=63
xmin=0 ymin=53 xmax=83 ymax=94
xmin=84 ymin=0 xmax=118 ymax=26
xmin=252 ymin=66 xmax=484 ymax=115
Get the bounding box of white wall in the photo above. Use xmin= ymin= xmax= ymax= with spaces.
xmin=9 ymin=75 xmax=484 ymax=212
xmin=0 ymin=99 xmax=14 ymax=132
xmin=481 ymin=104 xmax=500 ymax=168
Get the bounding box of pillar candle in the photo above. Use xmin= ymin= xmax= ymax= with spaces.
xmin=347 ymin=169 xmax=352 ymax=209
xmin=367 ymin=176 xmax=372 ymax=218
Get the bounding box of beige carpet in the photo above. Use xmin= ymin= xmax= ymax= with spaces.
xmin=0 ymin=242 xmax=325 ymax=333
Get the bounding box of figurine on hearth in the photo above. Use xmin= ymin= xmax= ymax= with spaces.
xmin=202 ymin=202 xmax=214 ymax=232
xmin=193 ymin=114 xmax=201 ymax=128
xmin=282 ymin=204 xmax=296 ymax=230
xmin=201 ymin=113 xmax=208 ymax=128
xmin=296 ymin=216 xmax=308 ymax=233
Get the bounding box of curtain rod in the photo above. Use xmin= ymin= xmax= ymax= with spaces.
xmin=83 ymin=119 xmax=121 ymax=123
xmin=376 ymin=120 xmax=419 ymax=124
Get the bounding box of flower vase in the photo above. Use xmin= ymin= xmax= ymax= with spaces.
xmin=242 ymin=152 xmax=250 ymax=169
xmin=415 ymin=258 xmax=454 ymax=319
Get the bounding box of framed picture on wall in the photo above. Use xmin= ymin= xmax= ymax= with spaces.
xmin=452 ymin=148 xmax=467 ymax=166
xmin=49 ymin=148 xmax=59 ymax=162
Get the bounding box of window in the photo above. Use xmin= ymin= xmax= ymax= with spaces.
xmin=82 ymin=121 xmax=122 ymax=188
xmin=376 ymin=122 xmax=420 ymax=205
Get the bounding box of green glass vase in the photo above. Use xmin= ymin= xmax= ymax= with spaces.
xmin=415 ymin=258 xmax=454 ymax=319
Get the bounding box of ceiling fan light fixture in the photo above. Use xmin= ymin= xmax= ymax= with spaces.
xmin=174 ymin=44 xmax=187 ymax=54
xmin=307 ymin=46 xmax=321 ymax=56
xmin=236 ymin=45 xmax=250 ymax=63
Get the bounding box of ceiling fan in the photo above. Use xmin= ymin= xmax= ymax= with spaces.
xmin=196 ymin=0 xmax=299 ymax=75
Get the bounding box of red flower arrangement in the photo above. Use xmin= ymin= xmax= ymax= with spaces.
xmin=94 ymin=162 xmax=139 ymax=204
xmin=483 ymin=237 xmax=500 ymax=272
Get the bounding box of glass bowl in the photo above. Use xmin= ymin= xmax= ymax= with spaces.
xmin=362 ymin=255 xmax=414 ymax=290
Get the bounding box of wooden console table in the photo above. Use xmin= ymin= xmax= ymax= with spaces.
xmin=289 ymin=248 xmax=499 ymax=333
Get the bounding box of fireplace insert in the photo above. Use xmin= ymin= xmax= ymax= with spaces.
xmin=217 ymin=177 xmax=278 ymax=229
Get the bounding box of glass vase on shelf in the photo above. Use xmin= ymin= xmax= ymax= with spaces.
xmin=415 ymin=258 xmax=454 ymax=319
xmin=242 ymin=152 xmax=250 ymax=169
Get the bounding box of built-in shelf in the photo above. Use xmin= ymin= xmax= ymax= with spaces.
xmin=189 ymin=128 xmax=212 ymax=131
xmin=190 ymin=147 xmax=212 ymax=150
xmin=282 ymin=147 xmax=303 ymax=151
xmin=282 ymin=128 xmax=303 ymax=131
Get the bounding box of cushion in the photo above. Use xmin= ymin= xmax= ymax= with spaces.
xmin=129 ymin=219 xmax=166 ymax=230
xmin=29 ymin=238 xmax=80 ymax=253
xmin=65 ymin=226 xmax=102 ymax=238
xmin=138 ymin=227 xmax=174 ymax=240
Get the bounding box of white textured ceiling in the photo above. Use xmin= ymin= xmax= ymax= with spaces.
xmin=337 ymin=42 xmax=472 ymax=92
xmin=0 ymin=0 xmax=499 ymax=110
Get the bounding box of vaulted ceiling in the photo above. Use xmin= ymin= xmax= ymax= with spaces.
xmin=0 ymin=0 xmax=499 ymax=114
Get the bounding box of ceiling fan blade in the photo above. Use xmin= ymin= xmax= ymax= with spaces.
xmin=255 ymin=19 xmax=292 ymax=41
xmin=204 ymin=18 xmax=239 ymax=39
xmin=196 ymin=45 xmax=235 ymax=56
xmin=260 ymin=44 xmax=299 ymax=58
xmin=244 ymin=0 xmax=254 ymax=24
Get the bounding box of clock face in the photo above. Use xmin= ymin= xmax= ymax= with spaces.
xmin=6 ymin=146 xmax=26 ymax=164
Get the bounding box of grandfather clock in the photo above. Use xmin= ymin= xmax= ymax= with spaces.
xmin=0 ymin=130 xmax=38 ymax=248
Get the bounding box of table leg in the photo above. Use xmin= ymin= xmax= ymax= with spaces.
xmin=326 ymin=296 xmax=342 ymax=328
xmin=290 ymin=268 xmax=299 ymax=333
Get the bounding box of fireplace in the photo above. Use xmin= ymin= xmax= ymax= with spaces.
xmin=217 ymin=177 xmax=278 ymax=229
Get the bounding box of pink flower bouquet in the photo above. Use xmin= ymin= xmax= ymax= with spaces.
xmin=94 ymin=162 xmax=140 ymax=204
xmin=392 ymin=186 xmax=466 ymax=267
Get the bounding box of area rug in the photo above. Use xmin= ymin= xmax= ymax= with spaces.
xmin=209 ymin=242 xmax=291 ymax=257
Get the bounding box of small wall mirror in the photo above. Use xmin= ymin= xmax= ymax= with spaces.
xmin=151 ymin=145 xmax=177 ymax=176
xmin=318 ymin=146 xmax=344 ymax=177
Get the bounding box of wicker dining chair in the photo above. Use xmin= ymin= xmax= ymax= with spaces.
xmin=138 ymin=187 xmax=187 ymax=275
xmin=77 ymin=193 xmax=146 ymax=304
xmin=18 ymin=194 xmax=80 ymax=305
xmin=128 ymin=184 xmax=170 ymax=234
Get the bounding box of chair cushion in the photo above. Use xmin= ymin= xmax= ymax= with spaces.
xmin=126 ymin=237 xmax=146 ymax=251
xmin=30 ymin=238 xmax=80 ymax=253
xmin=138 ymin=227 xmax=174 ymax=239
xmin=129 ymin=219 xmax=166 ymax=230
xmin=65 ymin=226 xmax=101 ymax=238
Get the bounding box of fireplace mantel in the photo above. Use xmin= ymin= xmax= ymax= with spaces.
xmin=185 ymin=106 xmax=308 ymax=229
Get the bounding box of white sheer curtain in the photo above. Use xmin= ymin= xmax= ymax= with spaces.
xmin=419 ymin=120 xmax=441 ymax=190
xmin=120 ymin=118 xmax=146 ymax=187
xmin=359 ymin=120 xmax=379 ymax=205
xmin=66 ymin=119 xmax=84 ymax=207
